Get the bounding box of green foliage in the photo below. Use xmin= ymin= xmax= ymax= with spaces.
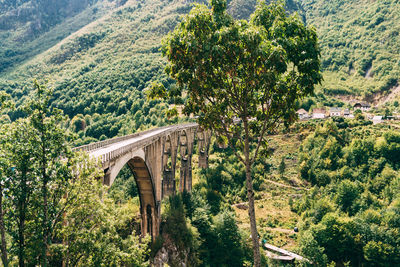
xmin=160 ymin=194 xmax=201 ymax=266
xmin=296 ymin=121 xmax=400 ymax=265
xmin=0 ymin=0 xmax=194 ymax=146
xmin=302 ymin=0 xmax=400 ymax=96
xmin=335 ymin=180 xmax=360 ymax=215
xmin=0 ymin=82 xmax=149 ymax=266
xmin=211 ymin=211 xmax=247 ymax=267
xmin=54 ymin=154 xmax=149 ymax=267
xmin=0 ymin=82 xmax=74 ymax=265
xmin=109 ymin=165 xmax=138 ymax=203
xmin=169 ymin=190 xmax=252 ymax=267
xmin=0 ymin=91 xmax=13 ymax=111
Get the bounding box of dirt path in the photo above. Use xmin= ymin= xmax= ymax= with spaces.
xmin=264 ymin=179 xmax=309 ymax=191
xmin=264 ymin=227 xmax=295 ymax=234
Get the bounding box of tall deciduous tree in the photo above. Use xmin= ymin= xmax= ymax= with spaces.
xmin=25 ymin=81 xmax=72 ymax=266
xmin=152 ymin=0 xmax=321 ymax=265
xmin=4 ymin=119 xmax=37 ymax=267
xmin=1 ymin=83 xmax=72 ymax=266
xmin=0 ymin=91 xmax=13 ymax=267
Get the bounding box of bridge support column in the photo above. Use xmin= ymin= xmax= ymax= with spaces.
xmin=198 ymin=151 xmax=208 ymax=169
xmin=141 ymin=206 xmax=147 ymax=237
xmin=180 ymin=156 xmax=192 ymax=191
xmin=179 ymin=128 xmax=195 ymax=192
xmin=198 ymin=130 xmax=211 ymax=169
xmin=162 ymin=170 xmax=175 ymax=197
xmin=144 ymin=140 xmax=163 ymax=240
xmin=103 ymin=168 xmax=111 ymax=186
xmin=162 ymin=133 xmax=179 ymax=198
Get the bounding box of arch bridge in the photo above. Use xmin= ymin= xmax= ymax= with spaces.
xmin=73 ymin=123 xmax=211 ymax=240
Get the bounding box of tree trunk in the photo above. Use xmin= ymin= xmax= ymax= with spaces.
xmin=18 ymin=170 xmax=27 ymax=267
xmin=243 ymin=120 xmax=261 ymax=267
xmin=40 ymin=108 xmax=48 ymax=267
xmin=0 ymin=183 xmax=8 ymax=267
xmin=41 ymin=145 xmax=48 ymax=267
xmin=18 ymin=212 xmax=25 ymax=267
xmin=42 ymin=178 xmax=48 ymax=267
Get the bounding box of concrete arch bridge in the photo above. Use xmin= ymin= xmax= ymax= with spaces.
xmin=73 ymin=123 xmax=211 ymax=240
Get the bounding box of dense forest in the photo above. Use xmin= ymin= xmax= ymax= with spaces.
xmin=295 ymin=119 xmax=400 ymax=265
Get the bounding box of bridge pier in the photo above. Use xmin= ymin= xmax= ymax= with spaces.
xmin=103 ymin=168 xmax=111 ymax=186
xmin=179 ymin=128 xmax=195 ymax=192
xmin=198 ymin=130 xmax=211 ymax=169
xmin=180 ymin=156 xmax=193 ymax=191
xmin=162 ymin=170 xmax=175 ymax=197
xmin=162 ymin=133 xmax=179 ymax=198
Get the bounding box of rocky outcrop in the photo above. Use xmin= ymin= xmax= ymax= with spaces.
xmin=152 ymin=235 xmax=190 ymax=267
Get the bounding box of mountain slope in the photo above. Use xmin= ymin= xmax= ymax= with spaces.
xmin=0 ymin=0 xmax=196 ymax=144
xmin=302 ymin=0 xmax=400 ymax=101
xmin=0 ymin=0 xmax=123 ymax=74
xmin=0 ymin=0 xmax=301 ymax=144
xmin=2 ymin=0 xmax=400 ymax=143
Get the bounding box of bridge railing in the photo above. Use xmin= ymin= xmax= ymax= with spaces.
xmin=73 ymin=125 xmax=174 ymax=153
xmin=74 ymin=123 xmax=198 ymax=164
xmin=98 ymin=123 xmax=198 ymax=164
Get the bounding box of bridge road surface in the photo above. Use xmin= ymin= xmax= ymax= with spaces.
xmin=82 ymin=123 xmax=198 ymax=161
xmin=89 ymin=127 xmax=171 ymax=158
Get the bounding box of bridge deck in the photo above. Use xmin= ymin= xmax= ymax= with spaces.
xmin=89 ymin=126 xmax=174 ymax=158
xmin=74 ymin=123 xmax=198 ymax=164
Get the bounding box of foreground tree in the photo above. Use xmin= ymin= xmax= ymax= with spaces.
xmin=151 ymin=0 xmax=321 ymax=265
xmin=1 ymin=83 xmax=150 ymax=265
xmin=0 ymin=83 xmax=72 ymax=266
xmin=26 ymin=82 xmax=72 ymax=266
xmin=0 ymin=91 xmax=13 ymax=267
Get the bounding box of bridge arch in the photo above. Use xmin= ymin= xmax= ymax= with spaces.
xmin=105 ymin=153 xmax=158 ymax=239
xmin=74 ymin=123 xmax=206 ymax=239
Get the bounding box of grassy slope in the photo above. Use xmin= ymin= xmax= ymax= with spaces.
xmin=233 ymin=130 xmax=310 ymax=250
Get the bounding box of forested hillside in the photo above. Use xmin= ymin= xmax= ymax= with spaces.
xmin=0 ymin=0 xmax=197 ymax=145
xmin=0 ymin=0 xmax=118 ymax=73
xmin=302 ymin=0 xmax=400 ymax=101
xmin=227 ymin=0 xmax=400 ymax=103
xmin=0 ymin=0 xmax=303 ymax=146
xmin=2 ymin=0 xmax=399 ymax=127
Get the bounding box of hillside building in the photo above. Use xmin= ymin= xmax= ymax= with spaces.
xmin=354 ymin=102 xmax=371 ymax=111
xmin=343 ymin=109 xmax=351 ymax=117
xmin=296 ymin=109 xmax=309 ymax=120
xmin=372 ymin=116 xmax=383 ymax=124
xmin=312 ymin=108 xmax=326 ymax=119
xmin=329 ymin=107 xmax=341 ymax=117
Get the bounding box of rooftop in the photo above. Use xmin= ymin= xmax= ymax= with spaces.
xmin=329 ymin=107 xmax=341 ymax=112
xmin=313 ymin=108 xmax=326 ymax=114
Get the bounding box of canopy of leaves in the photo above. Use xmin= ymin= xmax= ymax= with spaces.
xmin=295 ymin=120 xmax=400 ymax=265
xmin=160 ymin=0 xmax=321 ymax=163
